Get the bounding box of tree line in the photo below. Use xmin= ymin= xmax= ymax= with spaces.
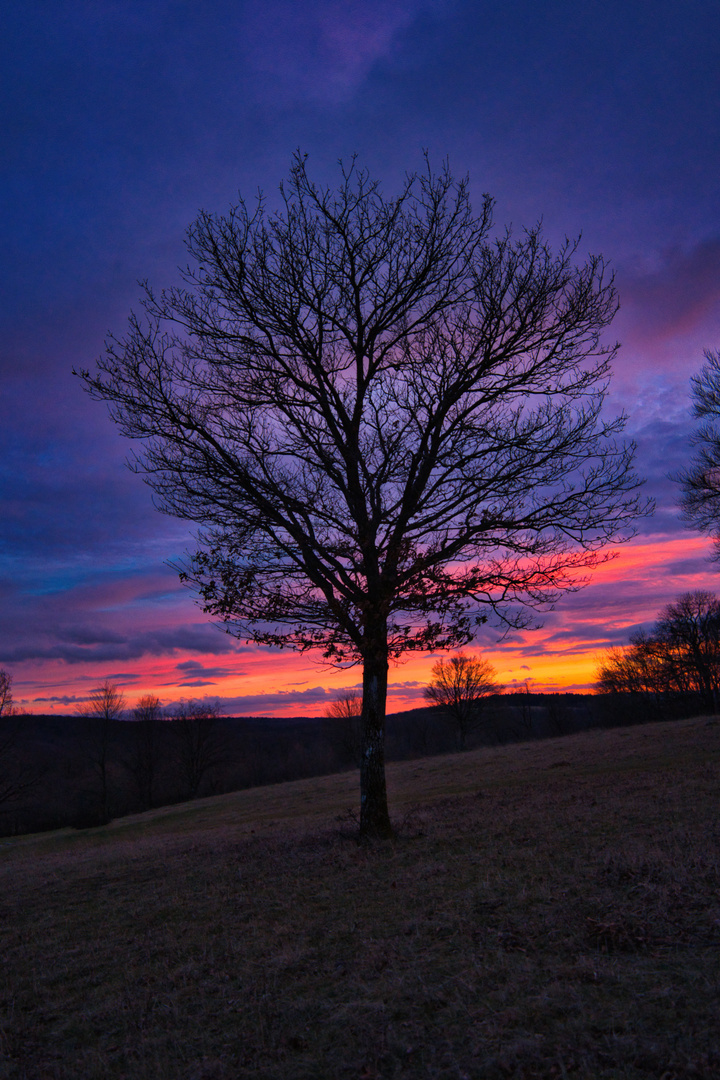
xmin=0 ymin=666 xmax=617 ymax=838
xmin=596 ymin=590 xmax=720 ymax=717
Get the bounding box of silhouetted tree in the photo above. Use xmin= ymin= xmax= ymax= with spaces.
xmin=0 ymin=670 xmax=14 ymax=716
xmin=656 ymin=591 xmax=720 ymax=711
xmin=678 ymin=349 xmax=720 ymax=558
xmin=424 ymin=652 xmax=501 ymax=750
xmin=167 ymin=699 xmax=225 ymax=800
xmin=510 ymin=679 xmax=536 ymax=738
xmin=596 ymin=591 xmax=720 ymax=715
xmin=598 ymin=632 xmax=681 ymax=720
xmin=546 ymin=694 xmax=574 ymax=736
xmin=134 ymin=694 xmax=163 ymax=723
xmin=80 ymin=679 xmax=126 ymax=823
xmin=78 ymin=154 xmax=648 ymax=837
xmin=126 ymin=694 xmax=163 ymax=810
xmin=0 ymin=671 xmax=45 ymax=814
xmin=325 ymin=691 xmax=363 ymax=767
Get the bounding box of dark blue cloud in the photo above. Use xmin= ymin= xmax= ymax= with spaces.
xmin=0 ymin=616 xmax=243 ymax=666
xmin=666 ymin=558 xmax=714 ymax=577
xmin=216 ymin=686 xmax=336 ymax=716
xmin=618 ymin=239 xmax=720 ymax=347
xmin=174 ymin=659 xmax=244 ymax=685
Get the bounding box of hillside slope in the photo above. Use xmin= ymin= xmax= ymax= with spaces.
xmin=1 ymin=717 xmax=719 ymax=1078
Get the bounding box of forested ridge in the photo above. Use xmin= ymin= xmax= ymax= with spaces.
xmin=0 ymin=690 xmax=703 ymax=838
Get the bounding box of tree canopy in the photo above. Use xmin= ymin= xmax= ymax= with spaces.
xmin=79 ymin=154 xmax=647 ymax=836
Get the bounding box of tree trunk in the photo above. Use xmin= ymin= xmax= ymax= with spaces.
xmin=359 ymin=635 xmax=392 ymax=840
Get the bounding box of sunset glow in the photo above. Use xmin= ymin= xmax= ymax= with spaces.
xmin=5 ymin=530 xmax=718 ymax=717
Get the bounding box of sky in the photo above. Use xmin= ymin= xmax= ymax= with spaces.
xmin=2 ymin=0 xmax=720 ymax=716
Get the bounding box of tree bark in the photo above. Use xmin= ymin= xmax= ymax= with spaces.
xmin=359 ymin=634 xmax=392 ymax=840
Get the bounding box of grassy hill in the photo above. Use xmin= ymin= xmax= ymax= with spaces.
xmin=1 ymin=716 xmax=719 ymax=1078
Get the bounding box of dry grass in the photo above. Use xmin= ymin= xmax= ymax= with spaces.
xmin=1 ymin=716 xmax=720 ymax=1078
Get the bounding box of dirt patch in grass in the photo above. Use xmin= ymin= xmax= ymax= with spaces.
xmin=1 ymin=716 xmax=719 ymax=1078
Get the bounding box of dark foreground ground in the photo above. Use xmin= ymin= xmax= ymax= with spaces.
xmin=1 ymin=716 xmax=719 ymax=1078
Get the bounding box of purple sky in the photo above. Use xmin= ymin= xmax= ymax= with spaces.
xmin=2 ymin=1 xmax=720 ymax=714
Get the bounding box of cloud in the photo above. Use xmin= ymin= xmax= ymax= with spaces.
xmin=241 ymin=0 xmax=445 ymax=104
xmin=665 ymin=557 xmax=715 ymax=576
xmin=177 ymin=659 xmax=218 ymax=673
xmin=531 ymin=620 xmax=636 ymax=652
xmin=618 ymin=238 xmax=720 ymax=348
xmin=28 ymin=695 xmax=88 ymax=707
xmin=0 ymin=620 xmax=243 ymax=666
xmin=174 ymin=659 xmax=244 ymax=685
xmin=216 ymin=685 xmax=337 ymax=716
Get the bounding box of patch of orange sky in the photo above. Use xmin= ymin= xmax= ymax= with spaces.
xmin=20 ymin=531 xmax=718 ymax=718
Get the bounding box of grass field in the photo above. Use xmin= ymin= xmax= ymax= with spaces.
xmin=1 ymin=716 xmax=719 ymax=1078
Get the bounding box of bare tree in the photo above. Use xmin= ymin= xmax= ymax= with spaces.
xmin=0 ymin=725 xmax=45 ymax=815
xmin=596 ymin=591 xmax=720 ymax=715
xmin=511 ymin=679 xmax=536 ymax=738
xmin=678 ymin=349 xmax=720 ymax=558
xmin=82 ymin=679 xmax=127 ymax=721
xmin=80 ymin=679 xmax=126 ymax=823
xmin=133 ymin=694 xmax=163 ymax=723
xmin=78 ymin=154 xmax=648 ymax=837
xmin=656 ymin=591 xmax=720 ymax=712
xmin=597 ymin=628 xmax=684 ymax=721
xmin=0 ymin=669 xmax=45 ymax=815
xmin=125 ymin=694 xmax=163 ymax=810
xmin=325 ymin=691 xmax=363 ymax=720
xmin=546 ymin=695 xmax=574 ymax=736
xmin=597 ymin=633 xmax=662 ymax=695
xmin=424 ymin=652 xmax=501 ymax=750
xmin=0 ymin=670 xmax=14 ymax=717
xmin=167 ymin=699 xmax=225 ymax=800
xmin=325 ymin=691 xmax=363 ymax=767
